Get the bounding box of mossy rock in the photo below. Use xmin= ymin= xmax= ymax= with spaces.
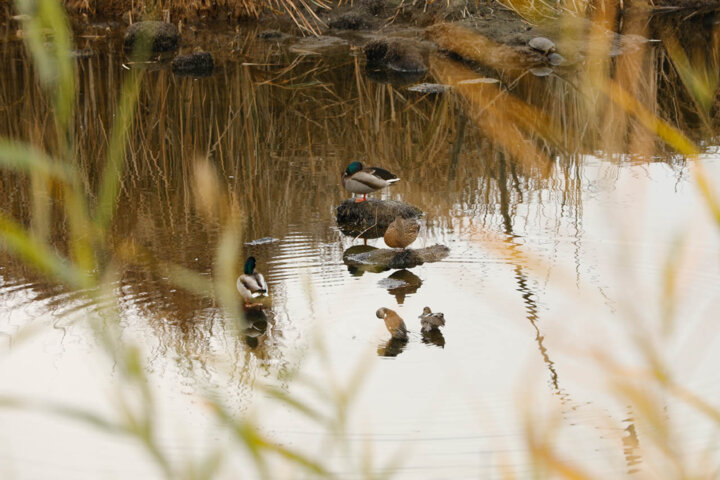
xmin=336 ymin=199 xmax=423 ymax=239
xmin=124 ymin=21 xmax=179 ymax=56
xmin=172 ymin=52 xmax=214 ymax=77
xmin=344 ymin=244 xmax=449 ymax=271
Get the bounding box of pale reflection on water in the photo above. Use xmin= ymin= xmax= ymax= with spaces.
xmin=1 ymin=21 xmax=720 ymax=479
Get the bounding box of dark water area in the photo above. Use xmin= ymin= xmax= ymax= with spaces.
xmin=1 ymin=16 xmax=720 ymax=478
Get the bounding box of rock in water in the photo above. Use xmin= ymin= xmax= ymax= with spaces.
xmin=124 ymin=21 xmax=179 ymax=56
xmin=344 ymin=244 xmax=450 ymax=271
xmin=172 ymin=52 xmax=214 ymax=76
xmin=364 ymin=38 xmax=428 ymax=74
xmin=336 ymin=199 xmax=423 ymax=239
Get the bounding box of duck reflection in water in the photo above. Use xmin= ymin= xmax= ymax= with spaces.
xmin=243 ymin=307 xmax=272 ymax=350
xmin=377 ymin=336 xmax=409 ymax=357
xmin=379 ymin=269 xmax=422 ymax=304
xmin=421 ymin=328 xmax=445 ymax=348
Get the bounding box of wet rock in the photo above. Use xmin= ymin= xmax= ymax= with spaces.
xmin=548 ymin=52 xmax=565 ymax=66
xmin=172 ymin=52 xmax=214 ymax=76
xmin=336 ymin=199 xmax=423 ymax=239
xmin=457 ymin=77 xmax=500 ymax=85
xmin=407 ymin=83 xmax=452 ymax=94
xmin=344 ymin=244 xmax=450 ymax=271
xmin=124 ymin=21 xmax=179 ymax=55
xmin=530 ymin=66 xmax=553 ymax=77
xmin=528 ymin=36 xmax=556 ymax=54
xmin=245 ymin=236 xmax=280 ymax=246
xmin=343 ymin=245 xmax=385 ymax=275
xmin=364 ymin=38 xmax=428 ymax=74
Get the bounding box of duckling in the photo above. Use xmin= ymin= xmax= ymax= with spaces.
xmin=236 ymin=256 xmax=268 ymax=306
xmin=342 ymin=161 xmax=399 ymax=202
xmin=419 ymin=306 xmax=445 ymax=332
xmin=384 ymin=216 xmax=419 ymax=250
xmin=376 ymin=307 xmax=408 ymax=340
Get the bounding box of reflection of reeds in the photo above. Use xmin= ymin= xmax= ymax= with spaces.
xmin=2 ymin=15 xmax=715 ymax=325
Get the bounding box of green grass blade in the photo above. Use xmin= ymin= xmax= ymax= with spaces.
xmin=0 ymin=211 xmax=87 ymax=287
xmin=0 ymin=139 xmax=75 ymax=182
xmin=14 ymin=0 xmax=75 ymax=130
xmin=94 ymin=70 xmax=143 ymax=232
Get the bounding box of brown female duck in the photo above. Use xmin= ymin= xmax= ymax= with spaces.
xmin=376 ymin=307 xmax=408 ymax=340
xmin=384 ymin=216 xmax=419 ymax=250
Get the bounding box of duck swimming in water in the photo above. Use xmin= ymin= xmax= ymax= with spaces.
xmin=384 ymin=216 xmax=419 ymax=250
xmin=342 ymin=161 xmax=399 ymax=202
xmin=376 ymin=307 xmax=408 ymax=340
xmin=419 ymin=306 xmax=445 ymax=332
xmin=236 ymin=256 xmax=268 ymax=306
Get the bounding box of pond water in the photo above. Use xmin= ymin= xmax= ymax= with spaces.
xmin=1 ymin=18 xmax=720 ymax=479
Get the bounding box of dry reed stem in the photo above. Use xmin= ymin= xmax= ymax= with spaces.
xmin=431 ymin=55 xmax=555 ymax=176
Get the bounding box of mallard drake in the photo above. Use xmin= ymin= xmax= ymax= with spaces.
xmin=419 ymin=306 xmax=445 ymax=332
xmin=342 ymin=161 xmax=399 ymax=202
xmin=376 ymin=307 xmax=408 ymax=340
xmin=236 ymin=256 xmax=268 ymax=306
xmin=384 ymin=216 xmax=419 ymax=250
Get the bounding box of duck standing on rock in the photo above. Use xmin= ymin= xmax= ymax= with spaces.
xmin=342 ymin=161 xmax=399 ymax=202
xmin=376 ymin=307 xmax=408 ymax=340
xmin=419 ymin=306 xmax=445 ymax=332
xmin=384 ymin=216 xmax=419 ymax=250
xmin=237 ymin=256 xmax=268 ymax=307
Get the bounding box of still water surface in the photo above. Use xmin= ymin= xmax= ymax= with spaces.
xmin=1 ymin=23 xmax=720 ymax=479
